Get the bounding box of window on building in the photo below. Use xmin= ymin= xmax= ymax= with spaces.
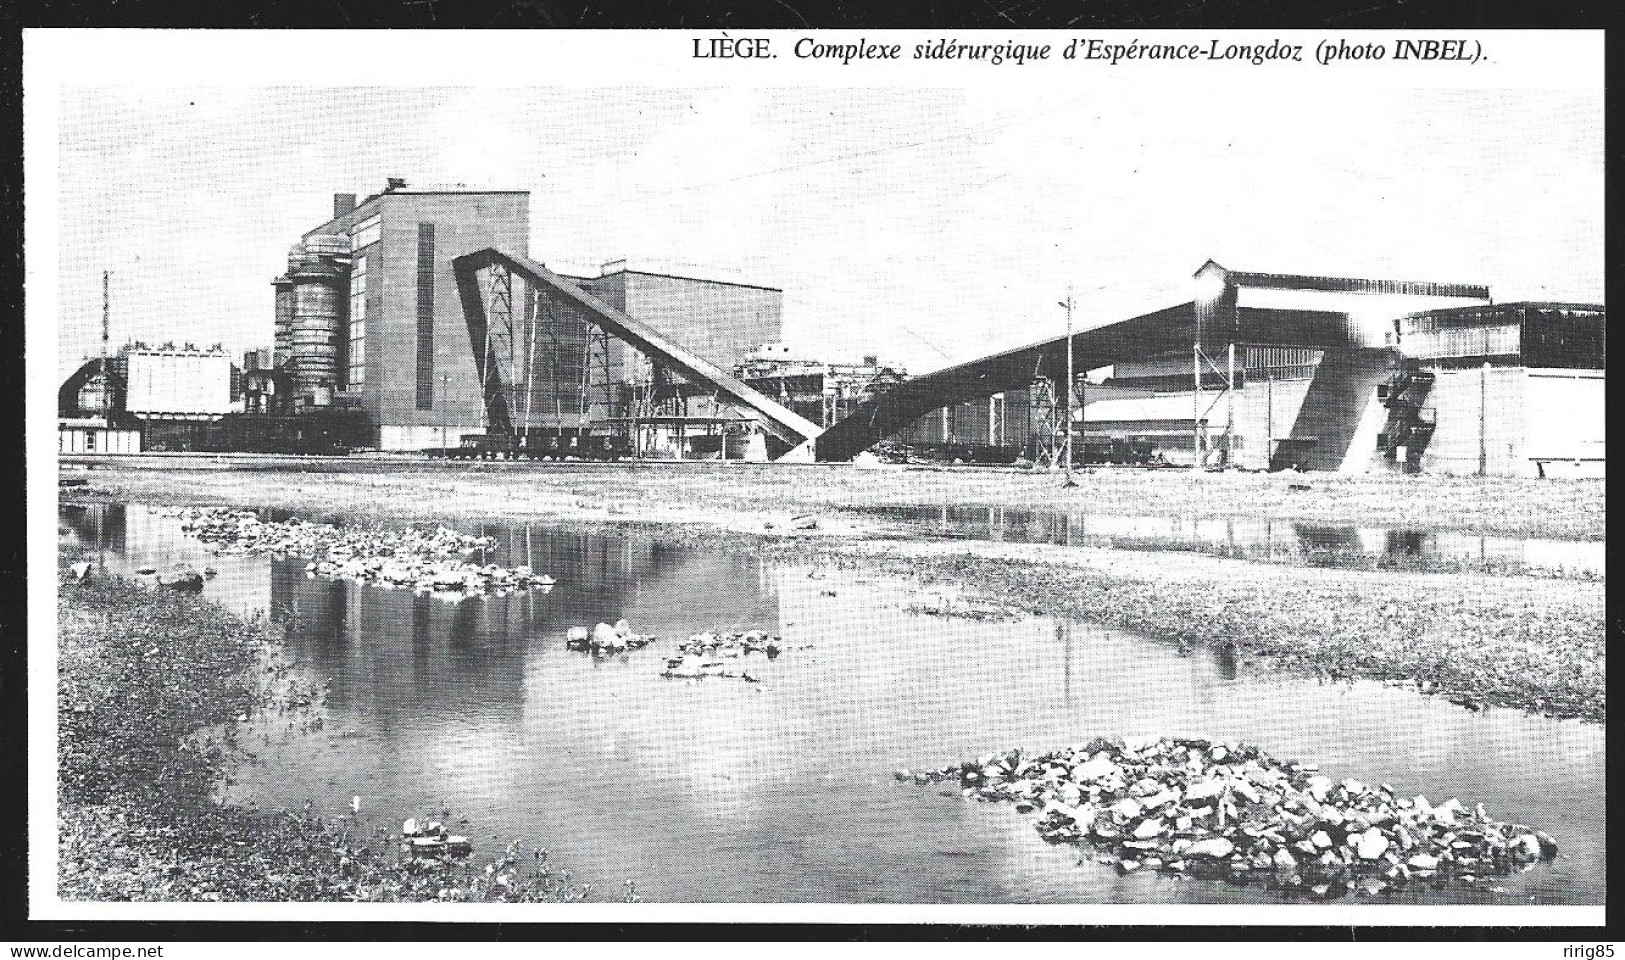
xmin=416 ymin=223 xmax=436 ymax=411
xmin=347 ymin=254 xmax=367 ymax=390
xmin=350 ymin=215 xmax=381 ymax=252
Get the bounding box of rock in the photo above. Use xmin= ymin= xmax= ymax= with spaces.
xmin=566 ymin=626 xmax=590 ymax=646
xmin=1355 ymin=827 xmax=1390 ymax=860
xmin=161 ymin=570 xmax=205 ymax=592
xmin=1109 ymin=798 xmax=1142 ymax=820
xmin=1072 ymin=755 xmax=1121 ymax=783
xmin=1229 ymin=779 xmax=1261 ymax=804
xmin=403 ymin=818 xmax=419 ymax=836
xmin=592 ymin=623 xmax=619 ymax=646
xmin=1185 ymin=778 xmax=1226 ymax=802
xmin=614 ymin=619 xmax=632 ymax=637
xmin=1185 ymin=838 xmax=1234 ymax=859
xmin=894 ymin=769 xmax=911 ymax=782
xmin=1311 ymin=831 xmax=1333 ymax=850
xmin=1407 ymin=854 xmax=1440 ymax=870
xmin=1132 ymin=818 xmax=1163 ymax=840
xmin=70 ymin=561 xmax=92 ymax=582
xmin=135 ymin=565 xmax=157 ymax=575
xmin=1533 ymin=831 xmax=1559 ymax=859
xmin=1273 ymin=848 xmax=1297 ymax=870
xmin=1511 ymin=834 xmax=1542 ymax=860
xmin=1142 ymin=788 xmax=1179 ymax=810
xmin=1115 ymin=858 xmax=1141 ymax=874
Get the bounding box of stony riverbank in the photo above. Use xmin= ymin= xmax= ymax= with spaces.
xmin=57 ymin=566 xmax=622 ymax=902
xmin=172 ymin=507 xmax=557 ymax=598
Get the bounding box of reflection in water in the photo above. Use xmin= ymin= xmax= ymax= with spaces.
xmin=58 ymin=502 xmax=1606 ymax=905
xmin=860 ymin=505 xmax=1605 ymax=577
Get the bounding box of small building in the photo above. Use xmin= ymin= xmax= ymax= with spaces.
xmin=58 ymin=417 xmax=141 ymax=454
xmin=1395 ymin=302 xmax=1605 ymax=477
xmin=58 ymin=358 xmax=142 ymax=453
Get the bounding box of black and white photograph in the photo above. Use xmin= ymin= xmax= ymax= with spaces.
xmin=22 ymin=28 xmax=1605 ymax=932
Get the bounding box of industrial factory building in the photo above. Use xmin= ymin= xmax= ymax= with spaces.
xmin=57 ymin=181 xmax=1604 ymax=475
xmin=267 ymin=185 xmax=787 ymax=454
xmin=58 ymin=343 xmax=246 ymax=453
xmin=868 ymin=261 xmax=1605 ymax=477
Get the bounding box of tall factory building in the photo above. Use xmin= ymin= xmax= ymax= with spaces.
xmin=284 ymin=188 xmax=532 ymax=450
xmin=279 ymin=189 xmax=787 ymax=452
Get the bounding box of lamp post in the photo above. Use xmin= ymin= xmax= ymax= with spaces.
xmin=1058 ymin=288 xmax=1078 ymax=488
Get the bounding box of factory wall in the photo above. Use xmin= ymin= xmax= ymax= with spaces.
xmin=123 ymin=352 xmax=233 ymax=416
xmin=573 ymin=268 xmax=784 ymax=429
xmin=1421 ymin=367 xmax=1605 ymax=477
xmin=619 ymin=271 xmax=782 ymax=375
xmin=356 ymin=193 xmax=531 ymax=449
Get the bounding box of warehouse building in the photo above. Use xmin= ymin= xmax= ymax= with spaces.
xmin=1395 ymin=303 xmax=1605 ymax=477
xmin=875 ymin=261 xmax=1605 ymax=477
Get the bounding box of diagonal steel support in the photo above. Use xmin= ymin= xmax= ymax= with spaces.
xmin=454 ymin=248 xmax=822 ymax=453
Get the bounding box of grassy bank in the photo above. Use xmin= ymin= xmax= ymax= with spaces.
xmin=57 ymin=567 xmax=612 ymax=902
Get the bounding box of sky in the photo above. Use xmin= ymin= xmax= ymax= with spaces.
xmin=52 ymin=81 xmax=1604 ymax=380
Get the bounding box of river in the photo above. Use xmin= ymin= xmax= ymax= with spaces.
xmin=58 ymin=501 xmax=1605 ymax=904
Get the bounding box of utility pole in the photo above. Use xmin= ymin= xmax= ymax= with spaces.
xmin=1058 ymin=287 xmax=1078 ymax=488
xmin=101 ymin=271 xmax=110 ymax=372
xmin=441 ymin=371 xmax=451 ymax=448
xmin=1193 ymin=343 xmax=1202 ymax=471
xmin=1225 ymin=340 xmax=1236 ymax=469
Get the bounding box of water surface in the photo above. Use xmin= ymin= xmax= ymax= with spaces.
xmin=59 ymin=502 xmax=1606 ymax=904
xmin=851 ymin=504 xmax=1605 ymax=578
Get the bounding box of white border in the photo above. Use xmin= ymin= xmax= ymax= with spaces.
xmin=25 ymin=28 xmax=1606 ymax=927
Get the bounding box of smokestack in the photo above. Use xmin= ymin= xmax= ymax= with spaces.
xmin=333 ymin=193 xmax=357 ymax=218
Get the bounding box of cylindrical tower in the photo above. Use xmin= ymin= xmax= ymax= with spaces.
xmin=272 ymin=275 xmax=295 ymax=369
xmin=287 ymin=235 xmax=351 ymax=406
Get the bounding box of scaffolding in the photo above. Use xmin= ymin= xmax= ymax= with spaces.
xmin=1029 ymin=376 xmax=1062 ymax=467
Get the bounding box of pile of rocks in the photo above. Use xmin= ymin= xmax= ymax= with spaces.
xmin=400 ymin=817 xmax=474 ymax=859
xmin=173 ymin=508 xmax=555 ymax=598
xmin=676 ymin=630 xmax=782 ymax=659
xmin=901 ymin=736 xmax=1558 ymax=898
xmin=566 ymin=620 xmax=657 ymax=655
xmin=659 ymin=629 xmax=793 ymax=683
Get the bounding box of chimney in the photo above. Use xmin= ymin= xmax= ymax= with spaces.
xmin=333 ymin=193 xmax=357 ymax=218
